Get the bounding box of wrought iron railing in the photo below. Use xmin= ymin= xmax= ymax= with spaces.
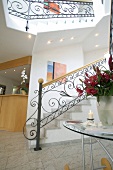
xmin=8 ymin=0 xmax=94 ymax=19
xmin=23 ymin=57 xmax=106 ymax=150
xmin=7 ymin=0 xmax=94 ymax=31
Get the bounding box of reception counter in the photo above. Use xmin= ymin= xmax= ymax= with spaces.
xmin=0 ymin=94 xmax=28 ymax=132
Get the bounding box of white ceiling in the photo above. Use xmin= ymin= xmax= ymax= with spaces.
xmin=0 ymin=0 xmax=111 ymax=84
xmin=33 ymin=16 xmax=109 ymax=54
xmin=0 ymin=7 xmax=35 ymax=63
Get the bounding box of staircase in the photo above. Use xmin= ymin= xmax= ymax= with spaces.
xmin=28 ymin=97 xmax=100 ymax=148
xmin=24 ymin=58 xmax=106 ymax=149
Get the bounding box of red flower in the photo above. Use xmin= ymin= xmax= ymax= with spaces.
xmin=86 ymin=87 xmax=98 ymax=95
xmin=76 ymin=86 xmax=83 ymax=96
xmin=96 ymin=67 xmax=101 ymax=74
xmin=102 ymin=73 xmax=110 ymax=81
xmin=84 ymin=75 xmax=98 ymax=86
xmin=84 ymin=78 xmax=89 ymax=85
xmin=85 ymin=73 xmax=89 ymax=78
xmin=76 ymin=55 xmax=113 ymax=99
xmin=91 ymin=81 xmax=98 ymax=86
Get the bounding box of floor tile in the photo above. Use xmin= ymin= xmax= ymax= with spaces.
xmin=6 ymin=154 xmax=29 ymax=169
xmin=0 ymin=130 xmax=113 ymax=170
xmin=0 ymin=157 xmax=8 ymax=170
xmin=6 ymin=164 xmax=31 ymax=170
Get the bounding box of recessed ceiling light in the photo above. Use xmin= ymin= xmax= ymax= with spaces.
xmin=28 ymin=34 xmax=32 ymax=39
xmin=47 ymin=40 xmax=52 ymax=44
xmin=60 ymin=38 xmax=63 ymax=42
xmin=14 ymin=70 xmax=15 ymax=71
xmin=5 ymin=72 xmax=6 ymax=74
xmin=95 ymin=33 xmax=99 ymax=37
xmin=95 ymin=45 xmax=99 ymax=47
xmin=70 ymin=37 xmax=74 ymax=40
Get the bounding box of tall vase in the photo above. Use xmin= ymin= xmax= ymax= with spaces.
xmin=97 ymin=96 xmax=113 ymax=126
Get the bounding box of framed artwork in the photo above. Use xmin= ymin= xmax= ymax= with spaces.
xmin=47 ymin=61 xmax=66 ymax=81
xmin=44 ymin=0 xmax=60 ymax=14
xmin=47 ymin=61 xmax=54 ymax=81
xmin=54 ymin=62 xmax=66 ymax=79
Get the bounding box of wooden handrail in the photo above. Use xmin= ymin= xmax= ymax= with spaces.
xmin=42 ymin=57 xmax=105 ymax=88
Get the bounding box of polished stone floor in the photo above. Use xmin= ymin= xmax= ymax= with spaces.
xmin=0 ymin=130 xmax=113 ymax=170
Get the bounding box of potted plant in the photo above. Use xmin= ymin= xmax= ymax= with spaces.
xmin=76 ymin=55 xmax=113 ymax=125
xmin=20 ymin=69 xmax=29 ymax=95
xmin=20 ymin=86 xmax=28 ymax=95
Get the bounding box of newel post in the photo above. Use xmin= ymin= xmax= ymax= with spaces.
xmin=34 ymin=78 xmax=44 ymax=151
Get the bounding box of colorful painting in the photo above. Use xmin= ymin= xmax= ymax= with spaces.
xmin=54 ymin=62 xmax=66 ymax=79
xmin=47 ymin=61 xmax=66 ymax=81
xmin=44 ymin=0 xmax=60 ymax=14
xmin=47 ymin=61 xmax=54 ymax=81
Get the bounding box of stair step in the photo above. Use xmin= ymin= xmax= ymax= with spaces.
xmin=28 ymin=97 xmax=98 ymax=147
xmin=46 ymin=126 xmax=61 ymax=130
xmin=56 ymin=117 xmax=71 ymax=121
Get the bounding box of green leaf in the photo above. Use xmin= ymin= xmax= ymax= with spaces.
xmin=98 ymin=75 xmax=101 ymax=83
xmin=109 ymin=83 xmax=113 ymax=95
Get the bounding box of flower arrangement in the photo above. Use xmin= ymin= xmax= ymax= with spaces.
xmin=76 ymin=55 xmax=113 ymax=102
xmin=20 ymin=69 xmax=29 ymax=94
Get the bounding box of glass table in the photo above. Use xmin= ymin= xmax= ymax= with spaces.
xmin=63 ymin=120 xmax=113 ymax=170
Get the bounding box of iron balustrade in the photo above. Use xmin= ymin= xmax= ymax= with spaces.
xmin=7 ymin=0 xmax=94 ymax=19
xmin=7 ymin=0 xmax=94 ymax=31
xmin=23 ymin=58 xmax=106 ymax=150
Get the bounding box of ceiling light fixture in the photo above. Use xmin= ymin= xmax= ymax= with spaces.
xmin=5 ymin=72 xmax=6 ymax=74
xmin=70 ymin=37 xmax=74 ymax=40
xmin=95 ymin=33 xmax=99 ymax=37
xmin=60 ymin=38 xmax=63 ymax=42
xmin=47 ymin=40 xmax=52 ymax=44
xmin=95 ymin=45 xmax=99 ymax=47
xmin=28 ymin=34 xmax=32 ymax=39
xmin=14 ymin=70 xmax=16 ymax=71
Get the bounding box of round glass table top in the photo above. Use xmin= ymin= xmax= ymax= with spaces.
xmin=63 ymin=120 xmax=113 ymax=141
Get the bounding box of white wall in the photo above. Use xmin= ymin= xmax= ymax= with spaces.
xmin=104 ymin=0 xmax=111 ymax=15
xmin=0 ymin=75 xmax=19 ymax=94
xmin=84 ymin=48 xmax=108 ymax=64
xmin=92 ymin=0 xmax=105 ymax=23
xmin=27 ymin=43 xmax=84 ymax=119
xmin=93 ymin=0 xmax=111 ymax=18
xmin=27 ymin=45 xmax=109 ymax=124
xmin=26 ymin=39 xmax=109 ymax=144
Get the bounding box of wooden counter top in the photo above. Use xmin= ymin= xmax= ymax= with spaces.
xmin=0 ymin=94 xmax=28 ymax=132
xmin=0 ymin=94 xmax=28 ymax=97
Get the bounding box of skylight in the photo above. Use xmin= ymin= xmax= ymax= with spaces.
xmin=2 ymin=0 xmax=106 ymax=35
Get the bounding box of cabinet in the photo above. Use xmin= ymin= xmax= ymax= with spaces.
xmin=0 ymin=95 xmax=28 ymax=132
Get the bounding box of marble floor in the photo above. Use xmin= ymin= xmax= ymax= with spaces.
xmin=0 ymin=130 xmax=113 ymax=170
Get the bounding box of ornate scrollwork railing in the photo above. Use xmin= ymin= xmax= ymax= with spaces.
xmin=23 ymin=58 xmax=106 ymax=147
xmin=8 ymin=0 xmax=94 ymax=20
